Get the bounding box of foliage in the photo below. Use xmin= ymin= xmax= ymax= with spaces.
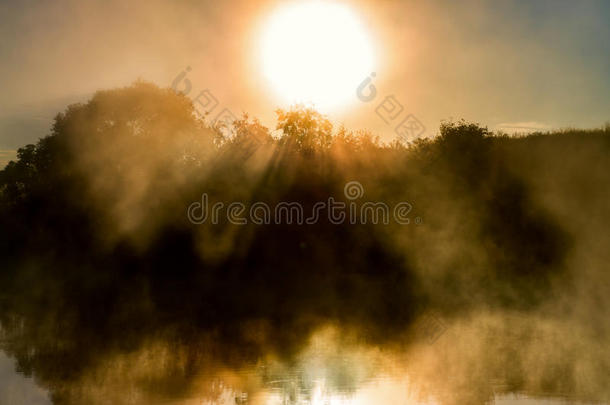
xmin=0 ymin=82 xmax=609 ymax=404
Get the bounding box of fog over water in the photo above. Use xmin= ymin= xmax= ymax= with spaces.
xmin=1 ymin=0 xmax=609 ymax=402
xmin=0 ymin=84 xmax=608 ymax=404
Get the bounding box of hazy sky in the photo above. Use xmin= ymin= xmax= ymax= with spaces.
xmin=0 ymin=0 xmax=609 ymax=156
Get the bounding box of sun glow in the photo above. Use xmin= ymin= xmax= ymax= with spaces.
xmin=260 ymin=1 xmax=376 ymax=111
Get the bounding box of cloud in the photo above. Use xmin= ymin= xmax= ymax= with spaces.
xmin=494 ymin=121 xmax=554 ymax=134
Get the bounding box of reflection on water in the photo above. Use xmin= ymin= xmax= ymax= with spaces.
xmin=0 ymin=357 xmax=603 ymax=405
xmin=1 ymin=108 xmax=609 ymax=404
xmin=3 ymin=312 xmax=607 ymax=405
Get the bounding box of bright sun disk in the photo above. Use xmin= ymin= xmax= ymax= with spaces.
xmin=260 ymin=1 xmax=375 ymax=111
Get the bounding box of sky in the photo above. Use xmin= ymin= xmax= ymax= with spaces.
xmin=0 ymin=0 xmax=609 ymax=164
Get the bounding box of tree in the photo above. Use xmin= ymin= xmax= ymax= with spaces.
xmin=276 ymin=106 xmax=333 ymax=152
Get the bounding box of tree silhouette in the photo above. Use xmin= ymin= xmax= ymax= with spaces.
xmin=0 ymin=82 xmax=609 ymax=404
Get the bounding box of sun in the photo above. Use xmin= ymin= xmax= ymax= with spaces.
xmin=260 ymin=1 xmax=376 ymax=111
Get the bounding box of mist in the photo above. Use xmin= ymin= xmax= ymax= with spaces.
xmin=0 ymin=83 xmax=608 ymax=404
